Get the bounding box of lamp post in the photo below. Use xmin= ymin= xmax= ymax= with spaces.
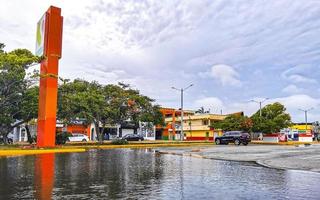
xmin=298 ymin=108 xmax=313 ymax=132
xmin=172 ymin=84 xmax=194 ymax=141
xmin=250 ymin=98 xmax=269 ymax=117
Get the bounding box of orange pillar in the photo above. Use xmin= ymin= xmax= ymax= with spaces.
xmin=37 ymin=6 xmax=63 ymax=147
xmin=34 ymin=154 xmax=55 ymax=200
xmin=172 ymin=111 xmax=176 ymax=140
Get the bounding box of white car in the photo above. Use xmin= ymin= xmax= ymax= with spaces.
xmin=68 ymin=133 xmax=89 ymax=142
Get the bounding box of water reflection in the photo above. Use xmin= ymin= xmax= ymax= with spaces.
xmin=34 ymin=154 xmax=55 ymax=200
xmin=0 ymin=149 xmax=319 ymax=200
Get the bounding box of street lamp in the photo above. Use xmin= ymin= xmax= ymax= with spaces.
xmin=298 ymin=108 xmax=314 ymax=132
xmin=250 ymin=98 xmax=269 ymax=117
xmin=172 ymin=84 xmax=194 ymax=141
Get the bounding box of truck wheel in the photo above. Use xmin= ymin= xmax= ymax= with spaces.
xmin=243 ymin=142 xmax=248 ymax=146
xmin=234 ymin=139 xmax=240 ymax=145
xmin=215 ymin=139 xmax=221 ymax=145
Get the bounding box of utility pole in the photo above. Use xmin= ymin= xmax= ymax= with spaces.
xmin=250 ymin=98 xmax=269 ymax=117
xmin=172 ymin=84 xmax=193 ymax=141
xmin=299 ymin=108 xmax=313 ymax=132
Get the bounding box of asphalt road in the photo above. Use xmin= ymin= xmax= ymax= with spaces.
xmin=157 ymin=144 xmax=320 ymax=172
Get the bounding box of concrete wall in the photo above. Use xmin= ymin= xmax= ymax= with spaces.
xmin=263 ymin=136 xmax=279 ymax=143
xmin=298 ymin=136 xmax=313 ymax=142
xmin=185 ymin=130 xmax=214 ymax=141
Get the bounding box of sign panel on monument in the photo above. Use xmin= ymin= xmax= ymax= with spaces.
xmin=35 ymin=14 xmax=46 ymax=57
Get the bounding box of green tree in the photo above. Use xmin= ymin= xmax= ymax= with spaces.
xmin=58 ymin=79 xmax=105 ymax=141
xmin=251 ymin=102 xmax=291 ymax=133
xmin=0 ymin=43 xmax=39 ymax=143
xmin=57 ymin=80 xmax=163 ymax=142
xmin=211 ymin=115 xmax=253 ymax=132
xmin=117 ymin=83 xmax=164 ymax=134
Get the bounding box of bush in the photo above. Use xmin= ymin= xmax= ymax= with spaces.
xmin=111 ymin=138 xmax=128 ymax=145
xmin=56 ymin=132 xmax=72 ymax=145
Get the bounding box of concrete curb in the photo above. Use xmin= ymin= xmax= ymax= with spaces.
xmin=0 ymin=148 xmax=86 ymax=156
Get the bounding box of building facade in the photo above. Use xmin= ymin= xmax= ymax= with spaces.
xmin=158 ymin=108 xmax=243 ymax=141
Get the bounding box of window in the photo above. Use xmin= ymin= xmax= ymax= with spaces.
xmin=203 ymin=120 xmax=209 ymax=125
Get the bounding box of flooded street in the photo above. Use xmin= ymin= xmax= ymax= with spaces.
xmin=0 ymin=149 xmax=319 ymax=200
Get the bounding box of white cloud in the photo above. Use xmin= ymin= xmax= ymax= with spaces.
xmin=270 ymin=94 xmax=320 ymax=122
xmin=287 ymin=74 xmax=317 ymax=84
xmin=194 ymin=97 xmax=224 ymax=113
xmin=199 ymin=64 xmax=242 ymax=87
xmin=282 ymin=84 xmax=303 ymax=94
xmin=281 ymin=64 xmax=318 ymax=84
xmin=272 ymin=94 xmax=319 ymax=111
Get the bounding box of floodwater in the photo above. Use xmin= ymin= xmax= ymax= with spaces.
xmin=0 ymin=149 xmax=319 ymax=200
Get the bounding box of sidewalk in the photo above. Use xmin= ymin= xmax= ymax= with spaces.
xmin=251 ymin=140 xmax=318 ymax=145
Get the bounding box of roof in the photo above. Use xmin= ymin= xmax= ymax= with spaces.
xmin=160 ymin=107 xmax=195 ymax=115
xmin=165 ymin=113 xmax=228 ymax=122
xmin=164 ymin=111 xmax=244 ymax=122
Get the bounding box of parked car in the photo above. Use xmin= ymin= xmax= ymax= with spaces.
xmin=215 ymin=131 xmax=251 ymax=145
xmin=121 ymin=134 xmax=144 ymax=141
xmin=67 ymin=133 xmax=89 ymax=142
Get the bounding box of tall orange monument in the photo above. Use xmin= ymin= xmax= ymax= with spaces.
xmin=36 ymin=6 xmax=63 ymax=147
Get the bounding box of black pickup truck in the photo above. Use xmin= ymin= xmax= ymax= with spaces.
xmin=215 ymin=131 xmax=251 ymax=145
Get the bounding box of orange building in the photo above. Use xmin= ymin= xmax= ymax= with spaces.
xmin=56 ymin=120 xmax=93 ymax=140
xmin=157 ymin=108 xmax=195 ymax=140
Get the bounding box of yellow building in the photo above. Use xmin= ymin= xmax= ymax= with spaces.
xmin=291 ymin=123 xmax=313 ymax=133
xmin=164 ymin=112 xmax=243 ymax=141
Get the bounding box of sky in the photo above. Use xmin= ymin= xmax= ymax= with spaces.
xmin=1 ymin=0 xmax=320 ymax=122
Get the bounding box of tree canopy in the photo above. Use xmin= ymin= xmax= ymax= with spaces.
xmin=58 ymin=79 xmax=163 ymax=142
xmin=212 ymin=115 xmax=253 ymax=132
xmin=0 ymin=43 xmax=40 ymax=142
xmin=251 ymin=102 xmax=291 ymax=133
xmin=212 ymin=102 xmax=291 ymax=133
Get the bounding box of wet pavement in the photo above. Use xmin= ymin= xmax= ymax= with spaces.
xmin=156 ymin=144 xmax=320 ymax=172
xmin=0 ymin=148 xmax=320 ymax=199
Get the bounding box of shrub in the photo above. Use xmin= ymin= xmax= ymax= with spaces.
xmin=56 ymin=132 xmax=72 ymax=145
xmin=111 ymin=138 xmax=128 ymax=145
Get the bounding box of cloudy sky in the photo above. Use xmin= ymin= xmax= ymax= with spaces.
xmin=1 ymin=0 xmax=320 ymax=122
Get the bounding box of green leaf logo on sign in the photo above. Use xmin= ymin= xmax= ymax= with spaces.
xmin=35 ymin=14 xmax=46 ymax=56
